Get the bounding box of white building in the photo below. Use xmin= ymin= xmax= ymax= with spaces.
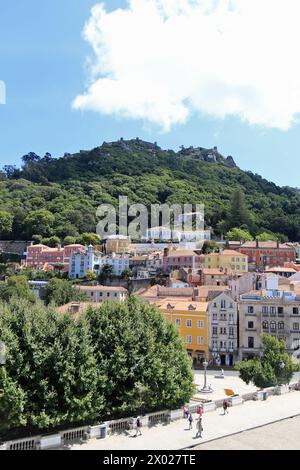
xmin=76 ymin=285 xmax=128 ymax=303
xmin=69 ymin=246 xmax=130 ymax=278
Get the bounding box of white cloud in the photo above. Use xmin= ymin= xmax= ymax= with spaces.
xmin=73 ymin=0 xmax=300 ymax=132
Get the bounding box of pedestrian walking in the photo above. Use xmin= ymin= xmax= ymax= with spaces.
xmin=195 ymin=417 xmax=203 ymax=438
xmin=197 ymin=405 xmax=203 ymax=417
xmin=135 ymin=417 xmax=142 ymax=436
xmin=183 ymin=405 xmax=189 ymax=419
xmin=188 ymin=413 xmax=194 ymax=430
xmin=223 ymin=399 xmax=229 ymax=415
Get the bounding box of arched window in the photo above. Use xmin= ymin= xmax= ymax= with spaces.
xmin=270 ymin=321 xmax=276 ymax=331
xmin=263 ymin=321 xmax=269 ymax=330
xmin=278 ymin=322 xmax=284 ymax=330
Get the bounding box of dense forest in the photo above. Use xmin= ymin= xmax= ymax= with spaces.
xmin=0 ymin=138 xmax=300 ymax=242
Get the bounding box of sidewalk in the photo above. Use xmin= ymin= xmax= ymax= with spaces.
xmin=71 ymin=391 xmax=300 ymax=450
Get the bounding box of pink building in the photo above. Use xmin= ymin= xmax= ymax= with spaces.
xmin=26 ymin=243 xmax=85 ymax=271
xmin=163 ymin=248 xmax=203 ymax=273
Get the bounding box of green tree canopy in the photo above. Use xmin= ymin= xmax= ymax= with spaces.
xmin=225 ymin=227 xmax=254 ymax=241
xmin=256 ymin=232 xmax=278 ymax=241
xmin=44 ymin=279 xmax=87 ymax=306
xmin=87 ymin=296 xmax=195 ymax=418
xmin=24 ymin=209 xmax=55 ymax=238
xmin=0 ymin=275 xmax=36 ymax=303
xmin=237 ymin=334 xmax=296 ymax=389
xmin=0 ymin=211 xmax=14 ymax=237
xmin=76 ymin=233 xmax=101 ymax=246
xmin=0 ymin=299 xmax=104 ymax=433
xmin=226 ymin=189 xmax=250 ymax=230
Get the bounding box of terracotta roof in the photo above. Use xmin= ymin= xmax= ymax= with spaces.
xmin=265 ymin=267 xmax=297 ymax=273
xmin=150 ymin=299 xmax=208 ymax=312
xmin=242 ymin=241 xmax=295 ymax=250
xmin=167 ymin=250 xmax=198 ymax=258
xmin=77 ymin=285 xmax=128 ymax=293
xmin=202 ymin=269 xmax=227 ymax=276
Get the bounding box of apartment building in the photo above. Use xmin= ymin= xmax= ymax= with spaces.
xmin=238 ymin=241 xmax=296 ymax=270
xmin=163 ymin=247 xmax=203 ymax=273
xmin=152 ymin=299 xmax=209 ymax=366
xmin=26 ymin=243 xmax=85 ymax=271
xmin=204 ymin=250 xmax=248 ymax=274
xmin=69 ymin=245 xmax=130 ymax=278
xmin=76 ymin=285 xmax=128 ymax=303
xmin=104 ymin=236 xmax=131 ymax=255
xmin=238 ymin=277 xmax=300 ymax=359
xmin=208 ymin=292 xmax=238 ymax=366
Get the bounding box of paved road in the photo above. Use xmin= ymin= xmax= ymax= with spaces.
xmin=195 ymin=415 xmax=300 ymax=450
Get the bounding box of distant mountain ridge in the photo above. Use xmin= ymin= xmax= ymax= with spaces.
xmin=1 ymin=138 xmax=300 ymax=242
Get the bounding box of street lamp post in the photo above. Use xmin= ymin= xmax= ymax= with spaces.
xmin=200 ymin=360 xmax=213 ymax=394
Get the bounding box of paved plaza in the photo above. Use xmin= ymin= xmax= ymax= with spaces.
xmin=71 ymin=371 xmax=300 ymax=451
xmin=196 ymin=415 xmax=300 ymax=450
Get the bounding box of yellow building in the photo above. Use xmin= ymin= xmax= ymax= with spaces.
xmin=152 ymin=299 xmax=209 ymax=366
xmin=204 ymin=250 xmax=248 ymax=273
xmin=105 ymin=236 xmax=131 ymax=255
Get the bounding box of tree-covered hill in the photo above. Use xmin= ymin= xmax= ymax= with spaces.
xmin=1 ymin=138 xmax=300 ymax=241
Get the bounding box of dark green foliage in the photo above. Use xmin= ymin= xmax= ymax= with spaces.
xmin=87 ymin=296 xmax=195 ymax=417
xmin=0 ymin=275 xmax=36 ymax=303
xmin=44 ymin=279 xmax=88 ymax=306
xmin=0 ymin=299 xmax=104 ymax=432
xmin=1 ymin=139 xmax=300 ymax=241
xmin=237 ymin=335 xmax=296 ymax=389
xmin=0 ymin=297 xmax=195 ymax=435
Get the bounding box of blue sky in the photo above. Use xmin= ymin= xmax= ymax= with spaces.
xmin=0 ymin=0 xmax=300 ymax=187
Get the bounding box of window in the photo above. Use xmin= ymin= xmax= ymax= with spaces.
xmin=175 ymin=319 xmax=181 ymax=327
xmin=213 ymin=313 xmax=218 ymax=321
xmin=197 ymin=336 xmax=204 ymax=346
xmin=278 ymin=307 xmax=284 ymax=315
xmin=229 ymin=327 xmax=234 ymax=337
xmin=248 ymin=321 xmax=254 ymax=329
xmin=262 ymin=306 xmax=268 ymax=314
xmin=220 ymin=327 xmax=227 ymax=335
xmin=197 ymin=320 xmax=204 ymax=329
xmin=221 ymin=300 xmax=226 ymax=309
xmin=248 ymin=337 xmax=254 ymax=348
xmin=293 ymin=323 xmax=300 ymax=331
xmin=220 ymin=341 xmax=227 ymax=349
xmin=248 ymin=306 xmax=254 ymax=314
xmin=213 ymin=327 xmax=218 ymax=336
xmin=186 ymin=336 xmax=192 ymax=344
xmin=293 ymin=307 xmax=299 ymax=315
xmin=263 ymin=321 xmax=269 ymax=330
xmin=270 ymin=307 xmax=276 ymax=316
xmin=270 ymin=321 xmax=276 ymax=331
xmin=186 ymin=319 xmax=192 ymax=328
xmin=278 ymin=322 xmax=284 ymax=330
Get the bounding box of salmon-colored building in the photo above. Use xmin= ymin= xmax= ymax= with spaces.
xmin=238 ymin=241 xmax=296 ymax=270
xmin=26 ymin=243 xmax=85 ymax=271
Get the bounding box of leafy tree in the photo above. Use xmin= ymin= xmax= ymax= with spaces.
xmin=202 ymin=240 xmax=220 ymax=254
xmin=0 ymin=368 xmax=27 ymax=434
xmin=0 ymin=211 xmax=13 ymax=236
xmin=85 ymin=270 xmax=97 ymax=282
xmin=225 ymin=227 xmax=254 ymax=241
xmin=98 ymin=264 xmax=114 ymax=284
xmin=237 ymin=335 xmax=296 ymax=389
xmin=76 ymin=233 xmax=100 ymax=246
xmin=44 ymin=279 xmax=87 ymax=306
xmin=0 ymin=275 xmax=36 ymax=303
xmin=226 ymin=189 xmax=250 ymax=230
xmin=42 ymin=236 xmax=61 ymax=247
xmin=256 ymin=232 xmax=278 ymax=241
xmin=87 ymin=297 xmax=195 ymax=418
xmin=63 ymin=236 xmax=77 ymax=246
xmin=24 ymin=210 xmax=55 ymax=238
xmin=0 ymin=299 xmax=105 ymax=432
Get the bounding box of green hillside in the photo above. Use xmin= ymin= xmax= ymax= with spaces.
xmin=0 ymin=139 xmax=299 ymax=241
